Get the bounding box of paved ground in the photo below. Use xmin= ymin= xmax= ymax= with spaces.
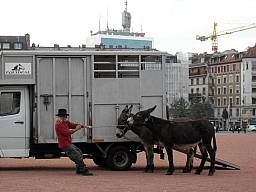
xmin=0 ymin=132 xmax=255 ymax=192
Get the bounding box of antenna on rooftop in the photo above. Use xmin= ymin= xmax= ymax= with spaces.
xmin=106 ymin=7 xmax=109 ymax=31
xmin=99 ymin=15 xmax=101 ymax=32
xmin=125 ymin=0 xmax=128 ymax=11
xmin=122 ymin=0 xmax=131 ymax=32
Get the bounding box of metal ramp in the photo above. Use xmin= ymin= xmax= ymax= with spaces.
xmin=174 ymin=147 xmax=240 ymax=170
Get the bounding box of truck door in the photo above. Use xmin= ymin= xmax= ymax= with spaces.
xmin=0 ymin=87 xmax=28 ymax=157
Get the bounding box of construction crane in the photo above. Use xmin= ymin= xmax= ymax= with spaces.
xmin=196 ymin=22 xmax=256 ymax=52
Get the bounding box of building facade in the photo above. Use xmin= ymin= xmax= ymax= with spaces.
xmin=0 ymin=34 xmax=30 ymax=50
xmin=241 ymin=45 xmax=256 ymax=124
xmin=189 ymin=53 xmax=212 ymax=104
xmin=208 ymin=50 xmax=243 ymax=128
xmin=166 ymin=52 xmax=189 ymax=105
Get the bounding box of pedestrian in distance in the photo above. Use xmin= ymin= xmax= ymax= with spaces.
xmin=55 ymin=108 xmax=93 ymax=176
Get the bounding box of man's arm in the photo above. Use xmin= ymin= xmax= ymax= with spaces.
xmin=70 ymin=124 xmax=82 ymax=134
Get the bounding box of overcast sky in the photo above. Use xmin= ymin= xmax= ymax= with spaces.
xmin=1 ymin=0 xmax=256 ymax=54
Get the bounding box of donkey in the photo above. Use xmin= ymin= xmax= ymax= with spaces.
xmin=116 ymin=105 xmax=196 ymax=173
xmin=127 ymin=105 xmax=217 ymax=176
xmin=116 ymin=105 xmax=156 ymax=172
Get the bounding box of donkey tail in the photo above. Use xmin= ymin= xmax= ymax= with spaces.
xmin=212 ymin=133 xmax=217 ymax=152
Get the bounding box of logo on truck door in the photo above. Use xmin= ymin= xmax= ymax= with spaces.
xmin=5 ymin=63 xmax=32 ymax=75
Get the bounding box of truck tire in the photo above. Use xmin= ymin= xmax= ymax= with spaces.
xmin=92 ymin=156 xmax=107 ymax=167
xmin=107 ymin=146 xmax=132 ymax=170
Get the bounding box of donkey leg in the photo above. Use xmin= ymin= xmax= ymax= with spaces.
xmin=195 ymin=144 xmax=207 ymax=175
xmin=144 ymin=144 xmax=154 ymax=173
xmin=146 ymin=144 xmax=154 ymax=173
xmin=205 ymin=144 xmax=216 ymax=176
xmin=165 ymin=145 xmax=174 ymax=175
xmin=183 ymin=146 xmax=196 ymax=173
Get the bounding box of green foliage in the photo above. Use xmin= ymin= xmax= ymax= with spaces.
xmin=189 ymin=100 xmax=214 ymax=119
xmin=169 ymin=97 xmax=190 ymax=118
xmin=169 ymin=97 xmax=214 ymax=120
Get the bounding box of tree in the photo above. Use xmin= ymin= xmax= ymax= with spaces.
xmin=169 ymin=97 xmax=190 ymax=118
xmin=189 ymin=100 xmax=214 ymax=119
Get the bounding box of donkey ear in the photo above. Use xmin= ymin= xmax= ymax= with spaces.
xmin=127 ymin=105 xmax=133 ymax=114
xmin=149 ymin=105 xmax=157 ymax=113
xmin=124 ymin=105 xmax=129 ymax=110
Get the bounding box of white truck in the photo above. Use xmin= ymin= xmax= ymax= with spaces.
xmin=0 ymin=48 xmax=167 ymax=170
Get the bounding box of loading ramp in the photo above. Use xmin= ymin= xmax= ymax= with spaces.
xmin=174 ymin=147 xmax=240 ymax=170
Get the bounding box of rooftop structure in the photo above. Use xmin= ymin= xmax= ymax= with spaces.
xmin=86 ymin=1 xmax=153 ymax=49
xmin=0 ymin=34 xmax=30 ymax=50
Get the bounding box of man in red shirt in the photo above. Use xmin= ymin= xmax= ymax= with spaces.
xmin=55 ymin=108 xmax=93 ymax=176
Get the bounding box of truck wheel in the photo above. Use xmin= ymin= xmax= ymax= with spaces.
xmin=92 ymin=156 xmax=107 ymax=167
xmin=107 ymin=146 xmax=132 ymax=170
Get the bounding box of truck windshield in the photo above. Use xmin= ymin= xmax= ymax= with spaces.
xmin=0 ymin=92 xmax=21 ymax=116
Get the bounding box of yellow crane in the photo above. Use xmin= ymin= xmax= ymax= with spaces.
xmin=196 ymin=22 xmax=256 ymax=52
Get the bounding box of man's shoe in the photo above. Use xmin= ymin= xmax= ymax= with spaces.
xmin=80 ymin=170 xmax=93 ymax=176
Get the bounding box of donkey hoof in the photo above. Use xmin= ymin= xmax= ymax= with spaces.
xmin=183 ymin=169 xmax=192 ymax=173
xmin=208 ymin=171 xmax=215 ymax=176
xmin=195 ymin=170 xmax=201 ymax=175
xmin=166 ymin=171 xmax=173 ymax=175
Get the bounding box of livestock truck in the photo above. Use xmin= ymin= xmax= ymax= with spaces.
xmin=0 ymin=48 xmax=168 ymax=170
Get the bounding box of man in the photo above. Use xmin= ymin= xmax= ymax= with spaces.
xmin=55 ymin=108 xmax=93 ymax=176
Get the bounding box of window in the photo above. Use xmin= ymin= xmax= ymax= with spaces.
xmin=191 ymin=88 xmax=194 ymax=94
xmin=196 ymin=88 xmax=199 ymax=94
xmin=94 ymin=55 xmax=116 ymax=78
xmin=217 ymin=98 xmax=221 ymax=106
xmin=223 ymin=77 xmax=227 ymax=84
xmin=223 ymin=98 xmax=227 ymax=106
xmin=230 ymin=98 xmax=233 ymax=106
xmin=203 ymin=77 xmax=205 ymax=84
xmin=0 ymin=92 xmax=21 ymax=116
xmin=2 ymin=43 xmax=10 ymax=49
xmin=118 ymin=55 xmax=139 ymax=78
xmin=218 ymin=87 xmax=221 ymax=95
xmin=217 ymin=108 xmax=220 ymax=116
xmin=236 ymin=75 xmax=239 ymax=83
xmin=229 ymin=75 xmax=233 ymax=83
xmin=191 ymin=79 xmax=194 ymax=85
xmin=14 ymin=42 xmax=23 ymax=49
xmin=141 ymin=55 xmax=162 ymax=71
xmin=202 ymin=87 xmax=206 ymax=95
xmin=236 ymin=98 xmax=239 ymax=105
xmin=230 ymin=88 xmax=233 ymax=94
xmin=196 ymin=78 xmax=199 ymax=85
xmin=217 ymin=78 xmax=221 ymax=84
xmin=236 ymin=108 xmax=239 ymax=117
xmin=229 ymin=108 xmax=232 ymax=117
xmin=223 ymin=87 xmax=227 ymax=94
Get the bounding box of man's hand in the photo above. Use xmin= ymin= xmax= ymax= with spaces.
xmin=76 ymin=124 xmax=82 ymax=129
xmin=80 ymin=124 xmax=92 ymax=129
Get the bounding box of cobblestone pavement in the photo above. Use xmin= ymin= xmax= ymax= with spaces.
xmin=0 ymin=133 xmax=255 ymax=192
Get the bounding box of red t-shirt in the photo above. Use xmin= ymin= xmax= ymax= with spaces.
xmin=55 ymin=120 xmax=78 ymax=149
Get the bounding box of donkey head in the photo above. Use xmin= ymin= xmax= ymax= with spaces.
xmin=116 ymin=105 xmax=133 ymax=138
xmin=127 ymin=105 xmax=156 ymax=126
